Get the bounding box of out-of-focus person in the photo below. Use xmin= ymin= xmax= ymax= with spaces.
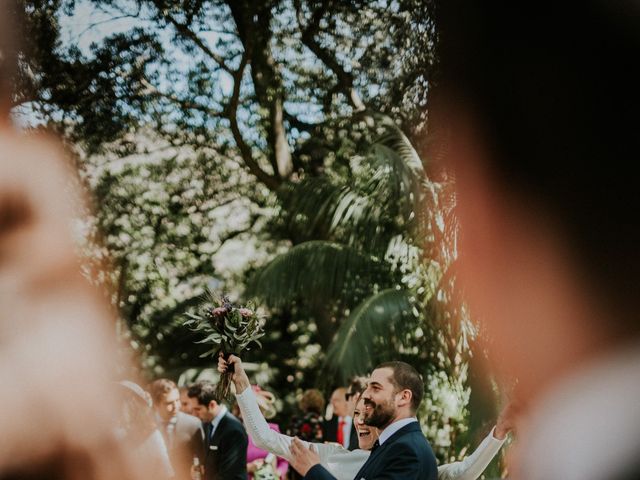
xmin=180 ymin=386 xmax=194 ymax=414
xmin=150 ymin=379 xmax=205 ymax=480
xmin=186 ymin=381 xmax=248 ymax=480
xmin=287 ymin=389 xmax=325 ymax=443
xmin=117 ymin=381 xmax=174 ymax=480
xmin=286 ymin=389 xmax=325 ymax=479
xmin=0 ymin=5 xmax=157 ymax=480
xmin=323 ymin=387 xmax=357 ymax=450
xmin=435 ymin=2 xmax=640 ymax=479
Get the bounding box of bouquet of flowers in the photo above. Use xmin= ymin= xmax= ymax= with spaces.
xmin=184 ymin=291 xmax=265 ymax=399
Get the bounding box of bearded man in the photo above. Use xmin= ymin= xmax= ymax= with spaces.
xmin=304 ymin=361 xmax=438 ymax=480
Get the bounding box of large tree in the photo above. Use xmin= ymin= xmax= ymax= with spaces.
xmin=11 ymin=0 xmax=502 ymax=465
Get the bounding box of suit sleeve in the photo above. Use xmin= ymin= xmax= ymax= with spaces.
xmin=217 ymin=425 xmax=248 ymax=480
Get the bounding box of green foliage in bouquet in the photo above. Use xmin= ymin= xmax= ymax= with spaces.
xmin=184 ymin=291 xmax=265 ymax=398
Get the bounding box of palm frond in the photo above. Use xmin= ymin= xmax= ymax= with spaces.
xmin=279 ymin=116 xmax=431 ymax=255
xmin=324 ymin=288 xmax=415 ymax=382
xmin=247 ymin=241 xmax=391 ymax=309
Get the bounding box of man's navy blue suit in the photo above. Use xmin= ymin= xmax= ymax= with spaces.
xmin=304 ymin=421 xmax=437 ymax=480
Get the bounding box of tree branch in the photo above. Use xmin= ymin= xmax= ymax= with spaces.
xmin=227 ymin=49 xmax=281 ymax=191
xmin=140 ymin=78 xmax=224 ymax=116
xmin=152 ymin=2 xmax=233 ymax=74
xmin=294 ymin=0 xmax=366 ymax=112
xmin=227 ymin=1 xmax=293 ymax=180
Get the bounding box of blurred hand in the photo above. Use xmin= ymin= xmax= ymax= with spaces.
xmin=289 ymin=437 xmax=320 ymax=476
xmin=246 ymin=459 xmax=263 ymax=474
xmin=217 ymin=353 xmax=250 ymax=393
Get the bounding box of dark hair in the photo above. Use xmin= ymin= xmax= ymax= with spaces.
xmin=149 ymin=378 xmax=177 ymax=405
xmin=347 ymin=376 xmax=368 ymax=398
xmin=187 ymin=381 xmax=219 ymax=406
xmin=435 ymin=1 xmax=640 ymax=328
xmin=375 ymin=361 xmax=424 ymax=413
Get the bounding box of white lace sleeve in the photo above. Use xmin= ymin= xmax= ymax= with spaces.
xmin=437 ymin=428 xmax=506 ymax=480
xmin=236 ymin=389 xmax=369 ymax=480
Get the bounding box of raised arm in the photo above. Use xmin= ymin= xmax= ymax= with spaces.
xmin=437 ymin=428 xmax=505 ymax=480
xmin=437 ymin=402 xmax=515 ymax=480
xmin=220 ymin=354 xmax=333 ymax=463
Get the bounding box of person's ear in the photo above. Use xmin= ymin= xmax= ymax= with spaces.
xmin=208 ymin=400 xmax=218 ymax=411
xmin=396 ymin=389 xmax=412 ymax=407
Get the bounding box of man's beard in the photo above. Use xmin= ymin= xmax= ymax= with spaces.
xmin=363 ymin=397 xmax=396 ymax=429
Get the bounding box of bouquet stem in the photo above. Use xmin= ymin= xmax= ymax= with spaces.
xmin=216 ymin=351 xmax=236 ymax=400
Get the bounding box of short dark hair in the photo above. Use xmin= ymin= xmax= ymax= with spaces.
xmin=187 ymin=381 xmax=218 ymax=406
xmin=346 ymin=376 xmax=368 ymax=399
xmin=375 ymin=361 xmax=424 ymax=413
xmin=149 ymin=378 xmax=177 ymax=405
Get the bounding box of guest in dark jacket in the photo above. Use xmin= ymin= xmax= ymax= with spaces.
xmin=187 ymin=381 xmax=248 ymax=480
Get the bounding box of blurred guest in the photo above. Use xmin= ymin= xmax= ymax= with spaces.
xmin=0 ymin=6 xmax=154 ymax=479
xmin=287 ymin=389 xmax=325 ymax=443
xmin=180 ymin=386 xmax=193 ymax=415
xmin=323 ymin=387 xmax=357 ymax=450
xmin=436 ymin=1 xmax=640 ymax=478
xmin=286 ymin=389 xmax=325 ymax=479
xmin=187 ymin=382 xmax=248 ymax=480
xmin=150 ymin=379 xmax=205 ymax=480
xmin=117 ymin=381 xmax=174 ymax=480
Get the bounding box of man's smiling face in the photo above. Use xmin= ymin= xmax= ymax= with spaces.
xmin=361 ymin=367 xmax=398 ymax=429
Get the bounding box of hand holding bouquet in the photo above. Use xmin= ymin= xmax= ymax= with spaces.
xmin=185 ymin=292 xmax=265 ymax=399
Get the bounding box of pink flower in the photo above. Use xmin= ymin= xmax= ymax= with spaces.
xmin=212 ymin=307 xmax=227 ymax=317
xmin=238 ymin=308 xmax=254 ymax=318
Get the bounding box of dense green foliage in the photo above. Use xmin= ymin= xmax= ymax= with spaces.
xmin=12 ymin=0 xmax=502 ymax=466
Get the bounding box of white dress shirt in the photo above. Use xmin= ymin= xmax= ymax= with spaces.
xmin=378 ymin=417 xmax=419 ymax=445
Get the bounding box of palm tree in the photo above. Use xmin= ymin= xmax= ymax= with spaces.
xmin=248 ymin=114 xmax=460 ymax=383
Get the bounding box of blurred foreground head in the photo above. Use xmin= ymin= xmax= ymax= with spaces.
xmin=0 ymin=5 xmax=150 ymax=479
xmin=435 ymin=1 xmax=640 ymax=479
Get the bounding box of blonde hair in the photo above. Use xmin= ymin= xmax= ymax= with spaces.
xmin=299 ymin=389 xmax=325 ymax=414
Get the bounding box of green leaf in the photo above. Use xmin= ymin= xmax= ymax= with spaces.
xmin=248 ymin=240 xmax=390 ymax=309
xmin=324 ymin=288 xmax=415 ymax=382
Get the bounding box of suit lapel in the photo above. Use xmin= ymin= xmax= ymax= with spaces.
xmin=352 ymin=422 xmax=421 ymax=479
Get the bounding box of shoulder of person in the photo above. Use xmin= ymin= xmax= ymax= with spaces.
xmin=177 ymin=411 xmax=203 ymax=428
xmin=222 ymin=413 xmax=248 ymax=435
